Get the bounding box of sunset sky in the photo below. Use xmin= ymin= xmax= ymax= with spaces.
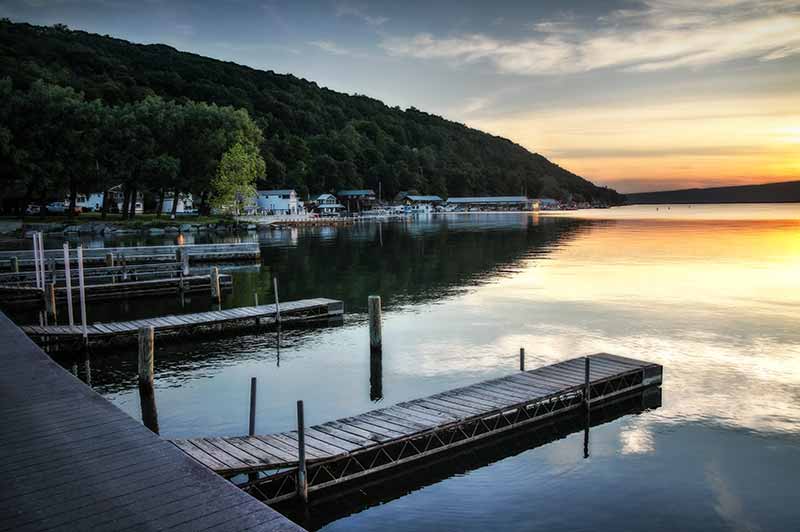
xmin=1 ymin=0 xmax=799 ymax=192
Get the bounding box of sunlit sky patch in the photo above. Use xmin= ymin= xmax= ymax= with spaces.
xmin=2 ymin=0 xmax=799 ymax=192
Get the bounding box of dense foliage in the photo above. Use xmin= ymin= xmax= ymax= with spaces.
xmin=0 ymin=19 xmax=621 ymax=209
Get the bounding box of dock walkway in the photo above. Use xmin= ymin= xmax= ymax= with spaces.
xmin=0 ymin=310 xmax=305 ymax=531
xmin=170 ymin=353 xmax=662 ymax=503
xmin=21 ymin=298 xmax=344 ymax=341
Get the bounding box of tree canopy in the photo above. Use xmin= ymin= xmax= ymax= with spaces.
xmin=0 ymin=19 xmax=622 ymax=210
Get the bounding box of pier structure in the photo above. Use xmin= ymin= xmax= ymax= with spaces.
xmin=170 ymin=353 xmax=662 ymax=503
xmin=21 ymin=298 xmax=344 ymax=346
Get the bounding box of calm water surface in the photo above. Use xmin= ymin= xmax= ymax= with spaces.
xmin=6 ymin=204 xmax=800 ymax=531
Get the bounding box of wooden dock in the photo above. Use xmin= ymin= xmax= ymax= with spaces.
xmin=169 ymin=353 xmax=662 ymax=503
xmin=0 ymin=242 xmax=260 ymax=271
xmin=0 ymin=310 xmax=305 ymax=532
xmin=0 ymin=274 xmax=233 ymax=304
xmin=21 ymin=298 xmax=344 ymax=343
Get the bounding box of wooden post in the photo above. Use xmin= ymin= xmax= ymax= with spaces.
xmin=210 ymin=267 xmax=221 ymax=303
xmin=370 ymin=348 xmax=383 ymax=401
xmin=520 ymin=347 xmax=525 ymax=371
xmin=32 ymin=232 xmax=41 ymax=289
xmin=584 ymin=356 xmax=591 ymax=405
xmin=254 ymin=292 xmax=259 ymax=307
xmin=273 ymin=277 xmax=281 ymax=323
xmin=138 ymin=326 xmax=154 ymax=385
xmin=37 ymin=232 xmax=46 ymax=291
xmin=48 ymin=257 xmax=56 ymax=282
xmin=63 ymin=243 xmax=74 ymax=327
xmin=45 ymin=282 xmax=56 ymax=319
xmin=248 ymin=377 xmax=257 ymax=436
xmin=368 ymin=295 xmax=382 ymax=353
xmin=77 ymin=245 xmax=88 ymax=344
xmin=296 ymin=400 xmax=308 ymax=503
xmin=10 ymin=256 xmax=18 ymax=273
xmin=138 ymin=326 xmax=159 ymax=434
xmin=105 ymin=252 xmax=114 ymax=267
xmin=181 ymin=248 xmax=190 ymax=276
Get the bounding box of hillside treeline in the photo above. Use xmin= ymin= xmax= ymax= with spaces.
xmin=0 ymin=20 xmax=621 ymax=209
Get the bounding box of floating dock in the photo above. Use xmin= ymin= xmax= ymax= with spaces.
xmin=0 ymin=310 xmax=305 ymax=532
xmin=21 ymin=298 xmax=344 ymax=343
xmin=170 ymin=353 xmax=662 ymax=503
xmin=0 ymin=274 xmax=233 ymax=304
xmin=0 ymin=242 xmax=260 ymax=271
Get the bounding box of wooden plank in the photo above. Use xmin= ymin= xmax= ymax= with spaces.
xmin=323 ymin=420 xmax=391 ymax=443
xmin=304 ymin=427 xmax=361 ymax=452
xmin=281 ymin=431 xmax=345 ymax=458
xmin=363 ymin=411 xmax=432 ymax=432
xmin=170 ymin=440 xmax=229 ymax=471
xmin=312 ymin=424 xmax=375 ymax=448
xmin=252 ymin=436 xmax=299 ymax=462
xmin=269 ymin=433 xmax=328 ymax=460
xmin=351 ymin=413 xmax=416 ymax=437
xmin=188 ymin=438 xmax=251 ymax=471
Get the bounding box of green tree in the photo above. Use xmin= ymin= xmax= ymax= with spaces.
xmin=210 ymin=142 xmax=265 ymax=214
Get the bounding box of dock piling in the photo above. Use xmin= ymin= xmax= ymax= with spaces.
xmin=45 ymin=282 xmax=56 ymax=319
xmin=296 ymin=400 xmax=308 ymax=503
xmin=32 ymin=233 xmax=41 ymax=289
xmin=76 ymin=246 xmax=88 ymax=344
xmin=249 ymin=377 xmax=257 ymax=436
xmin=105 ymin=252 xmax=114 ymax=267
xmin=37 ymin=232 xmax=46 ymax=290
xmin=179 ymin=249 xmax=190 ymax=276
xmin=273 ymin=278 xmax=281 ymax=323
xmin=210 ymin=267 xmax=221 ymax=303
xmin=368 ymin=295 xmax=382 ymax=353
xmin=63 ymin=244 xmax=74 ymax=327
xmin=520 ymin=348 xmax=525 ymax=371
xmin=10 ymin=256 xmax=19 ymax=273
xmin=137 ymin=325 xmax=159 ymax=434
xmin=584 ymin=356 xmax=591 ymax=405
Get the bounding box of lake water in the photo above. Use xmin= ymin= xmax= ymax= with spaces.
xmin=5 ymin=203 xmax=800 ymax=531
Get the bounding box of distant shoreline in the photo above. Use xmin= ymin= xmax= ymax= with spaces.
xmin=623 ymin=180 xmax=800 ymax=205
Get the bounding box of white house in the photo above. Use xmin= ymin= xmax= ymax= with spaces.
xmin=75 ymin=185 xmax=142 ymax=213
xmin=311 ymin=193 xmax=344 ymax=217
xmin=161 ymin=192 xmax=195 ymax=214
xmin=256 ymin=189 xmax=301 ymax=215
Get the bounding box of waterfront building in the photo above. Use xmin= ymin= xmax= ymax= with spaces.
xmin=256 ymin=189 xmax=301 ymax=215
xmin=445 ymin=196 xmax=534 ymax=211
xmin=337 ymin=189 xmax=377 ymax=212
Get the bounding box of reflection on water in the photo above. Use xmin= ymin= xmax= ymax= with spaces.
xmin=8 ymin=205 xmax=800 ymax=531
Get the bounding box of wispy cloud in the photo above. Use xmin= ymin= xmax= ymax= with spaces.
xmin=309 ymin=40 xmax=358 ymax=56
xmin=381 ymin=1 xmax=800 ymax=75
xmin=335 ymin=1 xmax=388 ymax=27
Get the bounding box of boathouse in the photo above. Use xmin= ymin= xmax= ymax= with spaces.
xmin=446 ymin=196 xmax=534 ymax=211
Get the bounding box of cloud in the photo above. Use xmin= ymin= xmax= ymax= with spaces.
xmin=309 ymin=40 xmax=356 ymax=56
xmin=380 ymin=1 xmax=800 ymax=75
xmin=335 ymin=1 xmax=388 ymax=27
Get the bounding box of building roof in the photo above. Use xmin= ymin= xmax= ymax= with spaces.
xmin=446 ymin=196 xmax=530 ymax=204
xmin=312 ymin=193 xmax=336 ymax=201
xmin=338 ymin=190 xmax=376 ymax=197
xmin=406 ymin=195 xmax=443 ymax=202
xmin=258 ymin=189 xmax=296 ymax=195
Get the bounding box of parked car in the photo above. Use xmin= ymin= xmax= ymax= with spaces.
xmin=25 ymin=204 xmax=41 ymax=215
xmin=46 ymin=201 xmax=81 ymax=214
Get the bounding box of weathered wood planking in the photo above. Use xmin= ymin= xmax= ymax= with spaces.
xmin=20 ymin=298 xmax=344 ymax=341
xmin=0 ymin=243 xmax=260 ymax=271
xmin=0 ymin=310 xmax=306 ymax=532
xmin=169 ymin=354 xmax=662 ymax=503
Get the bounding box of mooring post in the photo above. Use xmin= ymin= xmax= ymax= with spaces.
xmin=248 ymin=377 xmax=257 ymax=436
xmin=273 ymin=277 xmax=281 ymax=323
xmin=368 ymin=295 xmax=382 ymax=353
xmin=254 ymin=291 xmax=259 ymax=307
xmin=180 ymin=248 xmax=190 ymax=276
xmin=105 ymin=252 xmax=114 ymax=267
xmin=138 ymin=326 xmax=154 ymax=385
xmin=32 ymin=232 xmax=41 ymax=289
xmin=210 ymin=267 xmax=221 ymax=303
xmin=296 ymin=400 xmax=308 ymax=503
xmin=48 ymin=257 xmax=56 ymax=282
xmin=584 ymin=356 xmax=591 ymax=406
xmin=45 ymin=282 xmax=57 ymax=319
xmin=520 ymin=347 xmax=525 ymax=371
xmin=63 ymin=243 xmax=74 ymax=326
xmin=77 ymin=245 xmax=88 ymax=344
xmin=10 ymin=256 xmax=19 ymax=273
xmin=137 ymin=325 xmax=159 ymax=434
xmin=37 ymin=232 xmax=46 ymax=291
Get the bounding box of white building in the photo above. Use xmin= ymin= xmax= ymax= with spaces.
xmin=256 ymin=189 xmax=301 ymax=215
xmin=311 ymin=193 xmax=344 ymax=216
xmin=74 ymin=186 xmax=143 ymax=213
xmin=161 ymin=192 xmax=195 ymax=214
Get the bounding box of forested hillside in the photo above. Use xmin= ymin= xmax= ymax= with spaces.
xmin=0 ymin=19 xmax=620 ymax=210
